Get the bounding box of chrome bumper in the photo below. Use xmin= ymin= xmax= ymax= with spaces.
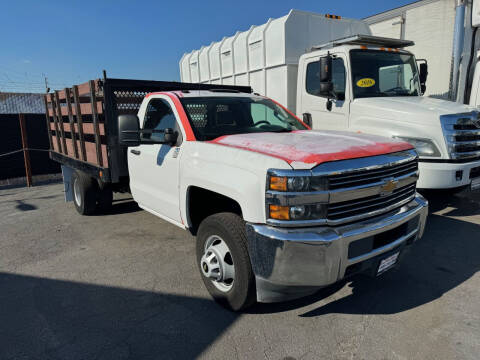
xmin=246 ymin=194 xmax=428 ymax=303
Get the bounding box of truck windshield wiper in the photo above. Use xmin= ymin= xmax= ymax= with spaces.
xmin=270 ymin=128 xmax=292 ymax=133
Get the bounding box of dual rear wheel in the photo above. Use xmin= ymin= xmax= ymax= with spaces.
xmin=71 ymin=170 xmax=112 ymax=215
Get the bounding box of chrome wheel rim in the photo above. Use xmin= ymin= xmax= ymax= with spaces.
xmin=73 ymin=178 xmax=82 ymax=207
xmin=200 ymin=235 xmax=235 ymax=292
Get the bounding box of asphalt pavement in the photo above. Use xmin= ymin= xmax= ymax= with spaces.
xmin=0 ymin=182 xmax=479 ymax=360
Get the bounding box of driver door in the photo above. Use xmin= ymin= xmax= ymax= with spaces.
xmin=128 ymin=96 xmax=184 ymax=224
xmin=302 ymin=54 xmax=350 ymax=130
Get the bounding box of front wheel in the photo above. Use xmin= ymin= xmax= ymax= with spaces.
xmin=196 ymin=213 xmax=256 ymax=311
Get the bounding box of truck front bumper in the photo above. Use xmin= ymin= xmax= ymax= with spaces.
xmin=417 ymin=160 xmax=480 ymax=189
xmin=246 ymin=194 xmax=428 ymax=303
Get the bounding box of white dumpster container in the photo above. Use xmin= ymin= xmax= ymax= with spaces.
xmin=180 ymin=9 xmax=371 ymax=112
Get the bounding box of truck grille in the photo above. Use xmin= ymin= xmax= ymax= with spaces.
xmin=328 ymin=158 xmax=418 ymax=190
xmin=442 ymin=113 xmax=480 ymax=160
xmin=327 ymin=183 xmax=416 ymax=222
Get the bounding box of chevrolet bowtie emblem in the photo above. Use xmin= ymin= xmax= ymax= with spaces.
xmin=380 ymin=178 xmax=398 ymax=196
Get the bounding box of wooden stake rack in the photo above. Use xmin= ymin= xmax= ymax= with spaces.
xmin=44 ymin=79 xmax=107 ymax=169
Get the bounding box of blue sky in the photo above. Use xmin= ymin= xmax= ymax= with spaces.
xmin=1 ymin=0 xmax=413 ymax=93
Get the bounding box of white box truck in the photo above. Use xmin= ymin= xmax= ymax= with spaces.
xmin=180 ymin=9 xmax=480 ymax=191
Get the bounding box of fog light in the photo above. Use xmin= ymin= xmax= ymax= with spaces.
xmin=455 ymin=170 xmax=463 ymax=181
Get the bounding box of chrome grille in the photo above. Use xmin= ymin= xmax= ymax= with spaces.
xmin=442 ymin=112 xmax=480 ymax=160
xmin=327 ymin=183 xmax=416 ymax=222
xmin=328 ymin=159 xmax=418 ymax=190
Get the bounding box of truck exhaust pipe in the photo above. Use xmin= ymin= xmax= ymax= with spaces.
xmin=450 ymin=0 xmax=467 ymax=101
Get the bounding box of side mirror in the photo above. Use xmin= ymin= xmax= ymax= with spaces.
xmin=418 ymin=61 xmax=428 ymax=94
xmin=302 ymin=113 xmax=312 ymax=127
xmin=163 ymin=128 xmax=178 ymax=145
xmin=319 ymin=55 xmax=334 ymax=98
xmin=118 ymin=114 xmax=140 ymax=147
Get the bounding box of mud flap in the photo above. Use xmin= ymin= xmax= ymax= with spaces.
xmin=61 ymin=165 xmax=74 ymax=202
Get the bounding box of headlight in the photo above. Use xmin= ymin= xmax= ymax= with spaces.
xmin=268 ymin=175 xmax=328 ymax=192
xmin=269 ymin=204 xmax=327 ymax=221
xmin=393 ymin=136 xmax=441 ymax=157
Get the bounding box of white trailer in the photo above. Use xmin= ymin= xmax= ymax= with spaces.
xmin=179 ymin=10 xmax=370 ymax=113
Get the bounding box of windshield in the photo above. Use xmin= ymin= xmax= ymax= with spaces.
xmin=350 ymin=49 xmax=420 ymax=98
xmin=180 ymin=96 xmax=308 ymax=141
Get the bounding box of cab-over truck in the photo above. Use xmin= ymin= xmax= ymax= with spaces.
xmin=182 ymin=9 xmax=480 ymax=192
xmin=46 ymin=77 xmax=428 ymax=310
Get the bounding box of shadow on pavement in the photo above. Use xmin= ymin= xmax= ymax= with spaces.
xmin=299 ymin=213 xmax=480 ymax=317
xmin=14 ymin=199 xmax=37 ymax=211
xmin=249 ymin=213 xmax=479 ymax=316
xmin=421 ymin=190 xmax=480 ymax=216
xmin=98 ymin=200 xmax=141 ymax=216
xmin=0 ymin=273 xmax=238 ymax=360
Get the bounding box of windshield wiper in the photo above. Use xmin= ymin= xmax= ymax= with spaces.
xmin=271 ymin=128 xmax=292 ymax=133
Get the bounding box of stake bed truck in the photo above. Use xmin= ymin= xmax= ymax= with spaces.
xmin=46 ymin=77 xmax=428 ymax=310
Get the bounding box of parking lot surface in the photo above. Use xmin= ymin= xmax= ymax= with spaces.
xmin=0 ymin=182 xmax=479 ymax=360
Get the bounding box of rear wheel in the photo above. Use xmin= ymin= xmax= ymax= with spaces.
xmin=71 ymin=171 xmax=98 ymax=215
xmin=196 ymin=212 xmax=256 ymax=311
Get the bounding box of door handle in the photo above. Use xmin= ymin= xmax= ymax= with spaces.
xmin=130 ymin=149 xmax=141 ymax=155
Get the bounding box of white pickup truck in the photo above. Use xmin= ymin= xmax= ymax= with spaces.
xmin=47 ymin=78 xmax=428 ymax=310
xmin=181 ymin=10 xmax=480 ymax=192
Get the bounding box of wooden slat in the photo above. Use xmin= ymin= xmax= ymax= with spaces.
xmin=49 ymin=93 xmax=62 ymax=153
xmin=56 ymin=89 xmax=66 ymax=100
xmin=89 ymin=80 xmax=103 ymax=167
xmin=78 ymin=79 xmax=99 ymax=96
xmin=65 ymin=139 xmax=75 ymax=157
xmin=43 ymin=95 xmax=53 ymax=150
xmin=52 ymin=135 xmax=108 ymax=167
xmin=53 ymin=95 xmax=105 ymax=104
xmin=45 ymin=81 xmax=100 ymax=103
xmin=54 ymin=91 xmax=68 ymax=155
xmin=65 ymin=88 xmax=79 ymax=159
xmin=85 ymin=142 xmax=108 ymax=167
xmin=73 ymin=85 xmax=87 ymax=161
xmin=59 ymin=122 xmax=105 ymax=136
xmin=47 ymin=101 xmax=103 ymax=116
xmin=51 ymin=135 xmax=60 ymax=152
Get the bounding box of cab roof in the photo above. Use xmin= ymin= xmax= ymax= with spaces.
xmin=149 ymin=90 xmax=262 ymax=99
xmin=310 ymin=34 xmax=415 ymax=52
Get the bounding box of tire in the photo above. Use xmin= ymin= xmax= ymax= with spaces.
xmin=97 ymin=185 xmax=113 ymax=213
xmin=196 ymin=212 xmax=256 ymax=311
xmin=71 ymin=171 xmax=98 ymax=215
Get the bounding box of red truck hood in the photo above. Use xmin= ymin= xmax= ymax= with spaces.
xmin=211 ymin=130 xmax=414 ymax=169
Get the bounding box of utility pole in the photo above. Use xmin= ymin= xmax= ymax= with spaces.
xmin=18 ymin=113 xmax=32 ymax=187
xmin=43 ymin=73 xmax=49 ymax=93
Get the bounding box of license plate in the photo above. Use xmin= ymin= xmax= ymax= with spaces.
xmin=471 ymin=177 xmax=480 ymax=191
xmin=377 ymin=252 xmax=400 ymax=275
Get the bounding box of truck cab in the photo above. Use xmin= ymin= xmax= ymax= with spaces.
xmin=297 ymin=35 xmax=480 ymax=191
xmin=119 ymin=89 xmax=428 ymax=310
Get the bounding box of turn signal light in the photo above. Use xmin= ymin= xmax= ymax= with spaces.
xmin=269 ymin=205 xmax=290 ymax=220
xmin=269 ymin=176 xmax=287 ymax=191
